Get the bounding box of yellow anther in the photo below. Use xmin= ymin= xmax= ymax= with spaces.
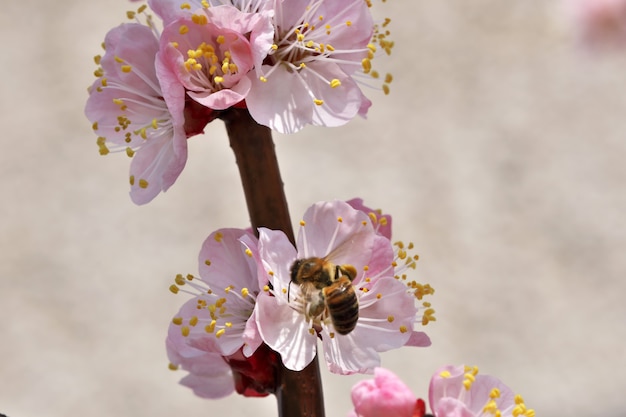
xmin=189 ymin=316 xmax=199 ymax=326
xmin=268 ymin=271 xmax=274 ymax=276
xmin=346 ymin=20 xmax=352 ymax=26
xmin=129 ymin=175 xmax=135 ymax=185
xmin=329 ymin=332 xmax=335 ymax=338
xmin=127 ymin=11 xmax=136 ymax=19
xmin=214 ymin=76 xmax=224 ymax=84
xmin=362 ymin=58 xmax=371 ymax=74
xmin=137 ymin=4 xmax=147 ymax=13
xmin=245 ymin=248 xmax=253 ymax=257
xmin=383 ymin=84 xmax=390 ymax=95
xmin=224 ymin=285 xmax=234 ymax=294
xmin=205 ymin=259 xmax=211 ymax=266
xmin=205 ymin=320 xmax=216 ymax=333
xmin=313 ymin=99 xmax=324 ymax=106
xmin=439 ymin=370 xmax=451 ymax=378
xmin=399 ymin=325 xmax=408 ymax=333
xmin=259 ymin=76 xmax=268 ymax=82
xmin=271 ymin=44 xmax=278 ymax=50
xmin=387 ymin=315 xmax=394 ymax=322
xmin=216 ymin=35 xmax=225 ymax=44
xmin=181 ymin=326 xmax=190 ymax=337
xmin=225 ymin=322 xmax=232 ymax=328
xmin=168 ymin=362 xmax=179 ymax=370
xmin=330 ymin=79 xmax=341 ymax=88
xmin=309 ymin=328 xmax=316 ymax=335
xmin=282 ymin=288 xmax=287 ymax=294
xmin=94 ymin=68 xmax=104 ymax=77
xmin=114 ymin=56 xmax=125 ymax=64
xmin=263 ymin=285 xmax=270 ymax=292
xmin=179 ymin=25 xmax=189 ymax=35
xmin=326 ymin=44 xmax=335 ymax=51
xmin=371 ymin=71 xmax=380 ymax=79
xmin=337 ymin=216 xmax=343 ymax=222
xmin=175 ymin=274 xmax=186 ymax=285
xmin=214 ymin=232 xmax=223 ymax=242
xmin=169 ymin=285 xmax=179 ymax=294
xmin=151 ymin=118 xmax=158 ymax=129
xmin=385 ymin=73 xmax=393 ymax=83
xmin=241 ymin=288 xmax=249 ymax=297
xmin=383 ymin=18 xmax=391 ymax=28
xmin=93 ymin=55 xmax=101 ymax=65
xmin=100 ymin=78 xmax=108 ymax=87
xmin=180 ymin=2 xmax=191 ymax=9
xmin=201 ymin=0 xmax=209 ymax=7
xmin=112 ymin=98 xmax=124 ymax=106
xmin=172 ymin=317 xmax=183 ymax=325
xmin=215 ymin=298 xmax=227 ymax=308
xmin=215 ymin=329 xmax=225 ymax=338
xmin=363 ymin=265 xmax=370 ymax=271
xmin=299 ymin=62 xmax=306 ymax=69
xmin=490 ymin=388 xmax=501 ymax=399
xmin=125 ymin=147 xmax=135 ymax=157
xmin=138 ymin=179 xmax=149 ymax=189
xmin=192 ymin=13 xmax=208 ymax=25
xmin=380 ymin=217 xmax=388 ymax=226
xmin=300 ymin=220 xmax=306 ymax=226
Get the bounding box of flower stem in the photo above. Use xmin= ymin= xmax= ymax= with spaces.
xmin=221 ymin=108 xmax=326 ymax=417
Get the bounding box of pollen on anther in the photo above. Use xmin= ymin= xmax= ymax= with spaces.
xmin=309 ymin=328 xmax=316 ymax=335
xmin=180 ymin=2 xmax=191 ymax=9
xmin=263 ymin=285 xmax=270 ymax=292
xmin=387 ymin=315 xmax=394 ymax=322
xmin=241 ymin=288 xmax=249 ymax=297
xmin=189 ymin=316 xmax=199 ymax=327
xmin=181 ymin=326 xmax=190 ymax=337
xmin=129 ymin=175 xmax=135 ymax=186
xmin=169 ymin=285 xmax=179 ymax=294
xmin=214 ymin=232 xmax=223 ymax=242
xmin=179 ymin=25 xmax=189 ymax=35
xmin=399 ymin=325 xmax=408 ymax=333
xmin=168 ymin=363 xmax=179 ymax=371
xmin=215 ymin=329 xmax=226 ymax=338
xmin=121 ymin=65 xmax=132 ymax=73
xmin=300 ymin=220 xmax=306 ymax=226
xmin=138 ymin=179 xmax=149 ymax=189
xmin=337 ymin=216 xmax=343 ymax=222
xmin=245 ymin=248 xmax=253 ymax=257
xmin=172 ymin=317 xmax=183 ymax=325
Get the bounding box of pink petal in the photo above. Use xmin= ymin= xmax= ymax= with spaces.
xmin=254 ymin=293 xmax=317 ymax=371
xmin=298 ymin=201 xmax=375 ymax=272
xmin=129 ymin=129 xmax=187 ymax=205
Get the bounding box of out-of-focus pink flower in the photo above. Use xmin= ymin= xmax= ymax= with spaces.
xmin=349 ymin=367 xmax=424 ymax=417
xmin=85 ymin=19 xmax=189 ymax=205
xmin=252 ymin=200 xmax=433 ymax=374
xmin=167 ymin=228 xmax=277 ymax=397
xmin=569 ymin=0 xmax=626 ymax=49
xmin=429 ymin=365 xmax=535 ymax=417
xmin=245 ymin=0 xmax=393 ymax=133
xmin=156 ymin=4 xmax=274 ymax=111
xmin=349 ymin=366 xmax=535 ymax=417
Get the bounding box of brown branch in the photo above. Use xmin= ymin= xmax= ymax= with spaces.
xmin=221 ymin=108 xmax=325 ymax=417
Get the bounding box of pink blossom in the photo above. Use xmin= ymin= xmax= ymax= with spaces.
xmin=245 ymin=0 xmax=393 ymax=133
xmin=167 ymin=228 xmax=278 ymax=397
xmin=85 ymin=21 xmax=189 ymax=205
xmin=349 ymin=366 xmax=535 ymax=417
xmin=156 ymin=4 xmax=274 ymax=111
xmin=569 ymin=0 xmax=626 ymax=49
xmin=252 ymin=200 xmax=433 ymax=374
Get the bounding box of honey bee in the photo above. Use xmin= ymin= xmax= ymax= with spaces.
xmin=289 ymin=257 xmax=359 ymax=335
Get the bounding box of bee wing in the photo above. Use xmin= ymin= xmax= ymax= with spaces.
xmin=323 ymin=227 xmax=374 ymax=269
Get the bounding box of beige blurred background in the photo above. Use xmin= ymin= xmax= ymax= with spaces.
xmin=1 ymin=0 xmax=625 ymax=416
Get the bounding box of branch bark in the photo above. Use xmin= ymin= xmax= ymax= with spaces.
xmin=221 ymin=108 xmax=325 ymax=417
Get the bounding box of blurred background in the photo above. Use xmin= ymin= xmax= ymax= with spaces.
xmin=1 ymin=0 xmax=625 ymax=416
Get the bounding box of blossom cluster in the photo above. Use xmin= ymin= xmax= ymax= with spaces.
xmin=349 ymin=366 xmax=535 ymax=417
xmin=166 ymin=199 xmax=435 ymax=397
xmin=85 ymin=0 xmax=393 ymax=204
